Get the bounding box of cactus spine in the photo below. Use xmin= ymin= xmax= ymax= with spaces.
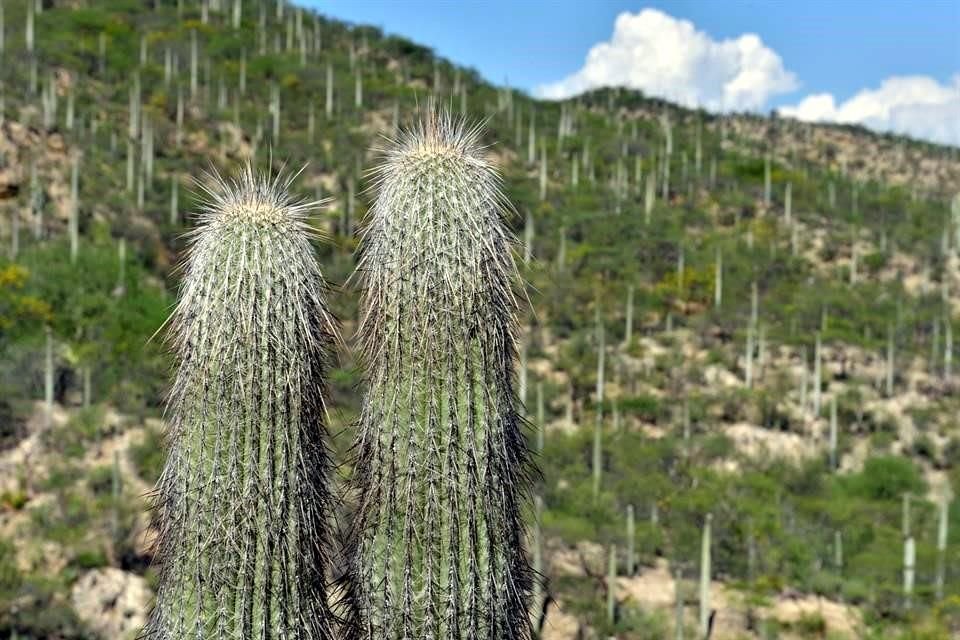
xmin=144 ymin=167 xmax=339 ymax=639
xmin=346 ymin=110 xmax=532 ymax=639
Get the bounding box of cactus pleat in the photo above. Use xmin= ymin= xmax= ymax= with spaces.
xmin=345 ymin=110 xmax=533 ymax=639
xmin=144 ymin=167 xmax=338 ymax=640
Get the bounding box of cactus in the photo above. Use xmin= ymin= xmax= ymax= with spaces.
xmin=828 ymin=395 xmax=838 ymax=471
xmin=116 ymin=237 xmax=126 ymax=295
xmin=557 ymin=226 xmax=566 ymax=272
xmin=699 ymin=513 xmax=712 ymax=637
xmin=355 ymin=69 xmax=363 ymax=109
xmin=26 ymin=0 xmax=34 ymax=54
xmin=144 ymin=167 xmax=339 ymax=639
xmin=126 ymin=140 xmax=135 ymax=192
xmin=270 ymin=83 xmax=281 ymax=141
xmin=644 ymin=170 xmax=655 ymax=224
xmin=659 ymin=112 xmax=672 ymax=200
xmin=813 ymin=332 xmax=822 ymax=415
xmin=532 ymin=495 xmax=544 ymax=621
xmin=903 ymin=535 xmax=915 ymax=610
xmin=523 ymin=211 xmax=533 ymax=265
xmin=931 ymin=318 xmax=940 ymax=375
xmin=607 ymin=545 xmax=617 ymax=623
xmin=593 ymin=317 xmax=605 ymax=499
xmin=624 ymin=285 xmax=633 ymax=346
xmin=784 ymin=181 xmax=792 ymax=223
xmin=176 ymin=87 xmax=184 ymax=148
xmin=945 ymin=317 xmax=953 ymax=379
xmin=170 ymin=176 xmax=179 ymax=225
xmin=626 ymin=505 xmax=635 ymax=577
xmin=763 ymin=152 xmax=771 ymax=207
xmin=886 ymin=326 xmax=895 ymax=397
xmin=676 ymin=245 xmax=684 ymax=295
xmin=936 ymin=498 xmax=949 ymax=600
xmin=538 ymin=141 xmax=547 ymax=201
xmin=527 ymin=116 xmax=536 ymax=164
xmin=325 ymin=61 xmax=334 ymax=118
xmin=69 ymin=154 xmax=79 ymax=263
xmin=44 ymin=326 xmax=53 ymax=428
xmin=344 ymin=110 xmax=532 ymax=639
xmin=714 ymin=248 xmax=722 ymax=307
xmin=850 ymin=237 xmax=858 ymax=284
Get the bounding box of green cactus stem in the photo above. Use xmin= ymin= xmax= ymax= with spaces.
xmin=144 ymin=166 xmax=339 ymax=640
xmin=345 ymin=109 xmax=533 ymax=639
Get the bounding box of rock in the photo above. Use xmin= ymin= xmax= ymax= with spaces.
xmin=541 ymin=600 xmax=582 ymax=640
xmin=71 ymin=568 xmax=151 ymax=640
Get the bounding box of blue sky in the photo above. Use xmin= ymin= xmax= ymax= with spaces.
xmin=305 ymin=0 xmax=960 ymax=144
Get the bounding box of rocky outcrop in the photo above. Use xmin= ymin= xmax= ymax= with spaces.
xmin=71 ymin=568 xmax=151 ymax=640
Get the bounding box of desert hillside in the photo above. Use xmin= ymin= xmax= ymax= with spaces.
xmin=1 ymin=1 xmax=959 ymax=639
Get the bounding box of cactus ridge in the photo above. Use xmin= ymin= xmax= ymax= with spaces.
xmin=345 ymin=109 xmax=534 ymax=639
xmin=144 ymin=166 xmax=339 ymax=640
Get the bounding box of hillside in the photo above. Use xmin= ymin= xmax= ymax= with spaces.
xmin=1 ymin=1 xmax=960 ymax=639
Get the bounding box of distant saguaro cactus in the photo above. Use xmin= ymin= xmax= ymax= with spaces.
xmin=144 ymin=166 xmax=339 ymax=640
xmin=345 ymin=109 xmax=533 ymax=639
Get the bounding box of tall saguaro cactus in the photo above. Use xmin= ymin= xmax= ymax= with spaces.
xmin=144 ymin=167 xmax=339 ymax=640
xmin=346 ymin=110 xmax=532 ymax=639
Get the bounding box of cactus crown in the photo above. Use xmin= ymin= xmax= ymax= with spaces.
xmin=346 ymin=108 xmax=532 ymax=639
xmin=146 ymin=165 xmax=338 ymax=640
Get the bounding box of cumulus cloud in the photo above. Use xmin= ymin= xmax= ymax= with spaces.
xmin=778 ymin=75 xmax=960 ymax=146
xmin=534 ymin=9 xmax=798 ymax=111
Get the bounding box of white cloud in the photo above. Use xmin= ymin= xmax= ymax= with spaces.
xmin=534 ymin=9 xmax=798 ymax=111
xmin=778 ymin=76 xmax=960 ymax=145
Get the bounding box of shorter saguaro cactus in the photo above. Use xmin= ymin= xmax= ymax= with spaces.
xmin=144 ymin=166 xmax=339 ymax=640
